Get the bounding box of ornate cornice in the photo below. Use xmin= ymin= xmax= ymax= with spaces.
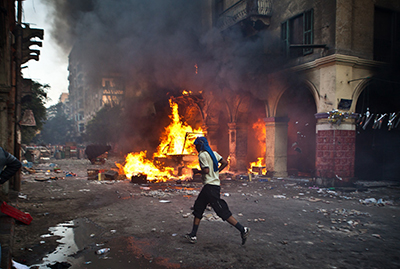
xmin=216 ymin=0 xmax=272 ymax=31
xmin=291 ymin=54 xmax=385 ymax=72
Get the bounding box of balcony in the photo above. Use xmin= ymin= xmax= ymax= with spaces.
xmin=216 ymin=0 xmax=272 ymax=32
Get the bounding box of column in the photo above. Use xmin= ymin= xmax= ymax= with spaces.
xmin=227 ymin=122 xmax=237 ymax=171
xmin=264 ymin=117 xmax=289 ymax=177
xmin=315 ymin=115 xmax=356 ymax=181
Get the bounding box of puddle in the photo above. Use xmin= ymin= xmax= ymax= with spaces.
xmin=30 ymin=218 xmax=179 ymax=268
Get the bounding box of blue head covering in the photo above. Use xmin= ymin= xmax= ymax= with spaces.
xmin=194 ymin=137 xmax=219 ymax=172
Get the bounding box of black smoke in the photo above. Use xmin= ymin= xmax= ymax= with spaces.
xmin=43 ymin=0 xmax=284 ymax=95
xmin=42 ymin=0 xmax=288 ymax=153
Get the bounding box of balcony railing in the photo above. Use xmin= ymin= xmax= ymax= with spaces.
xmin=216 ymin=0 xmax=272 ymax=31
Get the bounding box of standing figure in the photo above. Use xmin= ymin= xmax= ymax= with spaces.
xmin=185 ymin=137 xmax=250 ymax=245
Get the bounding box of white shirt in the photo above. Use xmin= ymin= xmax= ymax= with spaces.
xmin=198 ymin=150 xmax=222 ymax=186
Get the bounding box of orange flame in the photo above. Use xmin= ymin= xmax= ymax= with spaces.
xmin=116 ymin=151 xmax=172 ymax=181
xmin=117 ymin=98 xmax=203 ymax=181
xmin=155 ymin=99 xmax=203 ymax=156
xmin=248 ymin=118 xmax=266 ymax=174
xmin=182 ymin=90 xmax=191 ymax=96
xmin=248 ymin=157 xmax=266 ymax=174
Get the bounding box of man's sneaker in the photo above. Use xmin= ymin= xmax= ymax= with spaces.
xmin=241 ymin=227 xmax=250 ymax=245
xmin=184 ymin=234 xmax=197 ymax=244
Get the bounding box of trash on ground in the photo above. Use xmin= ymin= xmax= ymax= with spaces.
xmin=372 ymin=234 xmax=381 ymax=239
xmin=203 ymin=213 xmax=223 ymax=222
xmin=18 ymin=193 xmax=27 ymax=199
xmin=12 ymin=260 xmax=30 ymax=269
xmin=0 ymin=202 xmax=33 ymax=225
xmin=359 ymin=198 xmax=394 ymax=206
xmin=95 ymin=248 xmax=110 ymax=255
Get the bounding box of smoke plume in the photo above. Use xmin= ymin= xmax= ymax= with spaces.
xmin=42 ymin=0 xmax=289 ymax=153
xmin=43 ymin=0 xmax=280 ymax=95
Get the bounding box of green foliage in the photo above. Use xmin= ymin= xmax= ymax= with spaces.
xmin=37 ymin=103 xmax=75 ymax=144
xmin=85 ymin=104 xmax=123 ymax=144
xmin=21 ymin=81 xmax=48 ymax=144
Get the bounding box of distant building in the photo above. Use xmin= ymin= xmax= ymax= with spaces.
xmin=59 ymin=93 xmax=69 ymax=103
xmin=67 ymin=45 xmax=124 ymax=135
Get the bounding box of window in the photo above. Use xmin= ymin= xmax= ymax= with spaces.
xmin=78 ymin=123 xmax=85 ymax=133
xmin=281 ymin=9 xmax=314 ymax=58
xmin=374 ymin=7 xmax=400 ymax=62
xmin=78 ymin=112 xmax=84 ymax=121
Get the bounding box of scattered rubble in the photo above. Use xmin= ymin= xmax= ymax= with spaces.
xmin=140 ymin=188 xmax=199 ymax=198
xmin=359 ymin=198 xmax=394 ymax=206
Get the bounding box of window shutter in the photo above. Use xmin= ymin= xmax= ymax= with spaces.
xmin=281 ymin=20 xmax=289 ymax=57
xmin=303 ymin=9 xmax=314 ymax=55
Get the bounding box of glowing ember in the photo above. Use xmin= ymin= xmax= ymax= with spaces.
xmin=117 ymin=98 xmax=203 ymax=181
xmin=182 ymin=90 xmax=191 ymax=96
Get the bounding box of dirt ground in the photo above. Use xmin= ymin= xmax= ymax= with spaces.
xmin=9 ymin=157 xmax=400 ymax=269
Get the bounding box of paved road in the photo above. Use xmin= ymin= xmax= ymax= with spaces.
xmin=9 ymin=158 xmax=400 ymax=268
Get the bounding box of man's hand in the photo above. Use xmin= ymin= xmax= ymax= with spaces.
xmin=192 ymin=168 xmax=201 ymax=174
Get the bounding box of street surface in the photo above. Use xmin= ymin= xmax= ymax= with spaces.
xmin=10 ymin=158 xmax=400 ymax=268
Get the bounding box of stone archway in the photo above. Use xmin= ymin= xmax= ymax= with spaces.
xmin=355 ymin=80 xmax=400 ymax=181
xmin=276 ymin=84 xmax=317 ymax=177
xmin=203 ymin=90 xmax=267 ymax=173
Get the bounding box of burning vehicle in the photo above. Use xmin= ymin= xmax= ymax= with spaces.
xmin=116 ymin=98 xmax=205 ymax=182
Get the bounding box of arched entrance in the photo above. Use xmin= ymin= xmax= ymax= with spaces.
xmin=355 ymin=80 xmax=400 ymax=181
xmin=276 ymin=84 xmax=317 ymax=177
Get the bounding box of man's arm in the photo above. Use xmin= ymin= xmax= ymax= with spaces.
xmin=192 ymin=167 xmax=210 ymax=175
xmin=218 ymin=158 xmax=228 ymax=172
xmin=0 ymin=149 xmax=22 ymax=184
xmin=193 ymin=157 xmax=227 ymax=174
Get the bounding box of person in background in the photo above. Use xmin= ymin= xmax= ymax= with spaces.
xmin=185 ymin=137 xmax=250 ymax=245
xmin=0 ymin=147 xmax=22 ymax=186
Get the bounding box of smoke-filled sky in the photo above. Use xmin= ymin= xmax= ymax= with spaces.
xmin=23 ymin=0 xmax=279 ymax=106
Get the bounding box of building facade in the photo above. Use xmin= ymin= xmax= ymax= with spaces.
xmin=0 ymin=0 xmax=43 ymax=191
xmin=68 ymin=46 xmax=125 ymax=136
xmin=200 ymin=0 xmax=400 ymax=182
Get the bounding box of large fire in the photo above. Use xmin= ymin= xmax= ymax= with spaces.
xmin=155 ymin=99 xmax=202 ymax=156
xmin=248 ymin=118 xmax=266 ymax=175
xmin=117 ymin=99 xmax=203 ymax=182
